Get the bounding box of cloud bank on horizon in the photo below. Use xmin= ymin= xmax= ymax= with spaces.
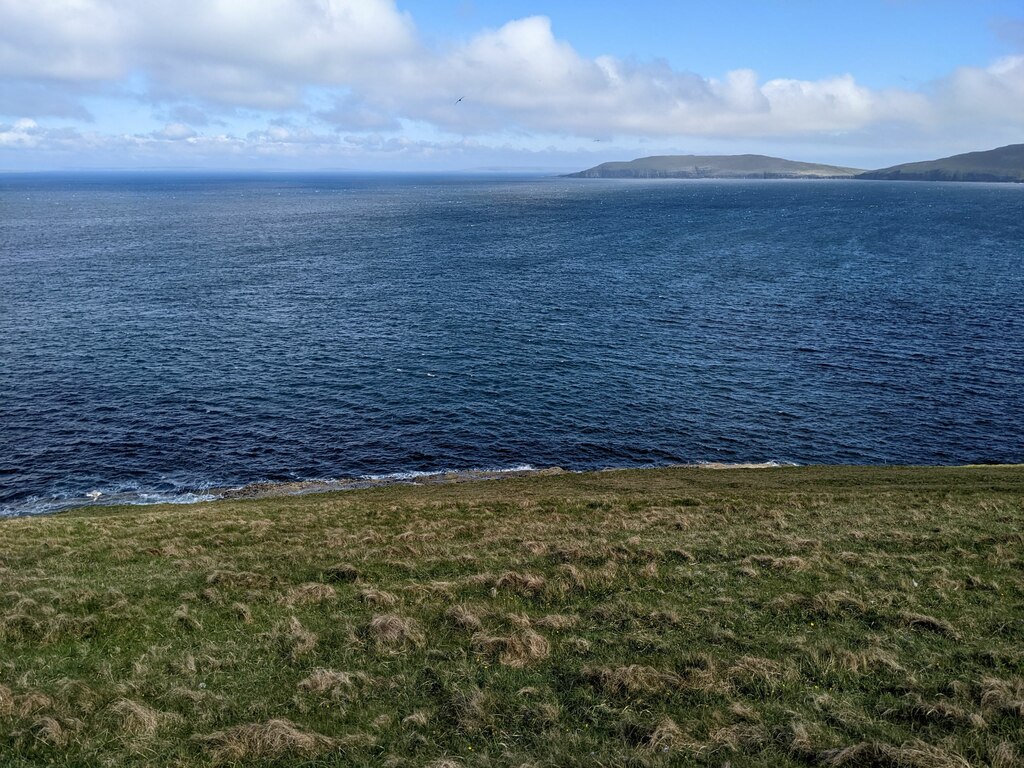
xmin=1 ymin=0 xmax=1022 ymax=170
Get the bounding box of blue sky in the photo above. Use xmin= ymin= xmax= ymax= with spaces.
xmin=406 ymin=1 xmax=1020 ymax=88
xmin=1 ymin=1 xmax=1022 ymax=171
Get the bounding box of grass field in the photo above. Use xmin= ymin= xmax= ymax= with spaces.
xmin=1 ymin=465 xmax=1022 ymax=766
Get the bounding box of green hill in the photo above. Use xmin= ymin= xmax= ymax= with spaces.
xmin=565 ymin=154 xmax=863 ymax=179
xmin=858 ymin=143 xmax=1024 ymax=182
xmin=2 ymin=465 xmax=1022 ymax=766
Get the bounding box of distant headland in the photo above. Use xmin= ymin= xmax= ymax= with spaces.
xmin=857 ymin=143 xmax=1024 ymax=182
xmin=564 ymin=154 xmax=862 ymax=179
xmin=565 ymin=143 xmax=1024 ymax=182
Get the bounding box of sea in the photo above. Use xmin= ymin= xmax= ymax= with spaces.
xmin=1 ymin=173 xmax=1022 ymax=516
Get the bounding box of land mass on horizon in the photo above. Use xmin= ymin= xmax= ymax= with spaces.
xmin=567 ymin=143 xmax=1024 ymax=182
xmin=564 ymin=154 xmax=863 ymax=179
xmin=856 ymin=143 xmax=1024 ymax=182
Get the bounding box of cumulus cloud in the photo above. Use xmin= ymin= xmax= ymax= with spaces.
xmin=1 ymin=2 xmax=1022 ymax=167
xmin=0 ymin=118 xmax=43 ymax=147
xmin=937 ymin=55 xmax=1024 ymax=124
xmin=152 ymin=122 xmax=197 ymax=141
xmin=0 ymin=0 xmax=127 ymax=81
xmin=246 ymin=125 xmax=338 ymax=145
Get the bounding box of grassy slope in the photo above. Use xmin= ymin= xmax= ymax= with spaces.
xmin=1 ymin=466 xmax=1022 ymax=767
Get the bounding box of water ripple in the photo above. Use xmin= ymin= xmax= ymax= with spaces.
xmin=1 ymin=175 xmax=1022 ymax=515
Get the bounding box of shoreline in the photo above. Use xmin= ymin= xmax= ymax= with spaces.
xmin=1 ymin=461 xmax=797 ymax=518
xmin=6 ymin=460 xmax=1022 ymax=519
xmin=211 ymin=461 xmax=800 ymax=501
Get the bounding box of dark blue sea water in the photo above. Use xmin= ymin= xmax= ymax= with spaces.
xmin=1 ymin=173 xmax=1022 ymax=515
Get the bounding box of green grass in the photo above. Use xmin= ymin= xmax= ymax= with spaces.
xmin=1 ymin=465 xmax=1022 ymax=766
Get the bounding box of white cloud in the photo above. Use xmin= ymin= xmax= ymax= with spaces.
xmin=937 ymin=55 xmax=1024 ymax=124
xmin=0 ymin=118 xmax=41 ymax=147
xmin=0 ymin=0 xmax=418 ymax=106
xmin=246 ymin=125 xmax=338 ymax=145
xmin=152 ymin=122 xmax=196 ymax=141
xmin=1 ymin=2 xmax=1022 ymax=167
xmin=0 ymin=0 xmax=126 ymax=81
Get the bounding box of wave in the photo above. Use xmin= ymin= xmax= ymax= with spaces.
xmin=359 ymin=463 xmax=536 ymax=482
xmin=0 ymin=488 xmax=219 ymax=518
xmin=693 ymin=460 xmax=800 ymax=469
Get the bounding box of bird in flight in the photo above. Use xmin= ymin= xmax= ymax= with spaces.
xmin=455 ymin=96 xmax=464 ymax=104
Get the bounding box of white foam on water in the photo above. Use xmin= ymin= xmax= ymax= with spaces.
xmin=694 ymin=459 xmax=800 ymax=469
xmin=360 ymin=463 xmax=536 ymax=482
xmin=129 ymin=492 xmax=219 ymax=505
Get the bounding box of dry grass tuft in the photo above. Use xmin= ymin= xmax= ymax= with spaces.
xmin=990 ymin=742 xmax=1018 ymax=768
xmin=567 ymin=637 xmax=592 ymax=654
xmin=359 ymin=587 xmax=399 ymax=607
xmin=645 ymin=716 xmax=685 ymax=752
xmin=743 ymin=554 xmax=808 ymax=571
xmin=557 ymin=563 xmax=587 ymax=591
xmin=978 ymin=676 xmax=1024 ymax=717
xmin=367 ymin=613 xmax=424 ymax=648
xmin=473 ymin=629 xmax=550 ymax=667
xmin=821 ymin=740 xmax=972 ymax=767
xmin=727 ymin=655 xmax=790 ymax=693
xmin=885 ymin=694 xmax=984 ymax=729
xmin=0 ymin=684 xmax=12 ymax=716
xmin=282 ymin=583 xmax=336 ymax=605
xmin=585 ymin=665 xmax=680 ymax=696
xmin=297 ymin=669 xmax=367 ymax=698
xmin=108 ymin=698 xmax=180 ymax=737
xmin=494 ymin=571 xmax=547 ymax=596
xmin=709 ymin=722 xmax=768 ymax=752
xmin=195 ymin=718 xmax=336 ymax=762
xmin=534 ymin=614 xmax=579 ymax=630
xmin=450 ymin=686 xmax=494 ymax=734
xmin=403 ymin=709 xmax=431 ymax=727
xmin=31 ymin=716 xmax=75 ymax=747
xmin=17 ymin=691 xmax=54 ymax=716
xmin=504 ymin=612 xmax=533 ymax=629
xmin=812 ymin=590 xmax=868 ymax=617
xmin=172 ymin=604 xmax=202 ymax=631
xmin=231 ymin=602 xmax=252 ymax=623
xmin=445 ymin=604 xmax=483 ymax=632
xmin=274 ymin=616 xmax=318 ymax=661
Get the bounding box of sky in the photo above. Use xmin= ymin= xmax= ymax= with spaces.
xmin=1 ymin=0 xmax=1022 ymax=172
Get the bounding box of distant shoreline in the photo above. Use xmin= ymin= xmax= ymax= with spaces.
xmin=565 ymin=144 xmax=1024 ymax=182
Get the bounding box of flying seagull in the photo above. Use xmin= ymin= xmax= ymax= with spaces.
xmin=455 ymin=96 xmax=464 ymax=104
